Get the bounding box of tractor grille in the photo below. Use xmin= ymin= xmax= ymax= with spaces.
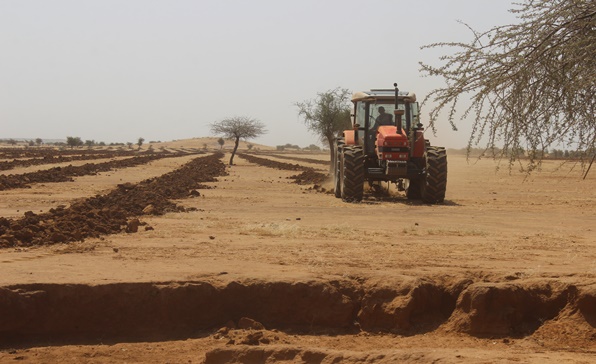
xmin=367 ymin=168 xmax=384 ymax=175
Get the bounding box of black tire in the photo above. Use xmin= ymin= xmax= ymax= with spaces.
xmin=421 ymin=146 xmax=447 ymax=203
xmin=341 ymin=146 xmax=365 ymax=202
xmin=333 ymin=139 xmax=344 ymax=198
xmin=406 ymin=178 xmax=421 ymax=199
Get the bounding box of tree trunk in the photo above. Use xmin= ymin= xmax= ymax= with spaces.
xmin=327 ymin=136 xmax=334 ymax=175
xmin=229 ymin=137 xmax=240 ymax=165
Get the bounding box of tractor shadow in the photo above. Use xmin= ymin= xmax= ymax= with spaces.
xmin=360 ymin=188 xmax=461 ymax=206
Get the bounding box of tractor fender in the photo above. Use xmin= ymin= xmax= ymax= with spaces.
xmin=344 ymin=130 xmax=356 ymax=145
xmin=413 ymin=130 xmax=426 ymax=157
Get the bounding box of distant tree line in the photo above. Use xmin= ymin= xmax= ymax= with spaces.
xmin=275 ymin=143 xmax=322 ymax=151
xmin=448 ymin=146 xmax=595 ymax=160
xmin=1 ymin=137 xmax=149 ymax=150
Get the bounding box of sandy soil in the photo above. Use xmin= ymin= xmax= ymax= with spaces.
xmin=0 ymin=150 xmax=594 ymax=363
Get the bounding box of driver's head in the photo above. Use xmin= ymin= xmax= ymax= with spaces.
xmin=378 ymin=106 xmax=385 ymax=114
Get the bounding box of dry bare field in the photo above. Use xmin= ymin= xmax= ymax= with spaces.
xmin=0 ymin=146 xmax=594 ymax=363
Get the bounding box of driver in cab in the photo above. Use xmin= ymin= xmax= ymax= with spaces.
xmin=369 ymin=106 xmax=393 ymax=152
xmin=372 ymin=106 xmax=393 ymax=132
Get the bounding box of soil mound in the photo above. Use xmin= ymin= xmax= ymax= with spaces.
xmin=237 ymin=153 xmax=304 ymax=171
xmin=237 ymin=153 xmax=328 ymax=190
xmin=288 ymin=170 xmax=327 ymax=185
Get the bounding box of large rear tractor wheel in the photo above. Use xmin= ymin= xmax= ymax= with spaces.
xmin=421 ymin=146 xmax=447 ymax=204
xmin=341 ymin=146 xmax=365 ymax=202
xmin=333 ymin=138 xmax=344 ymax=198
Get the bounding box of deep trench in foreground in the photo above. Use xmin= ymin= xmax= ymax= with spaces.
xmin=1 ymin=278 xmax=594 ymax=347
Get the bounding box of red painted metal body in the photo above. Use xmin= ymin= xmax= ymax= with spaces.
xmin=413 ymin=129 xmax=426 ymax=157
xmin=376 ymin=126 xmax=409 ymax=161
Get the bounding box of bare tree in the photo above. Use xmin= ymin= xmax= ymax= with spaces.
xmin=420 ymin=0 xmax=595 ymax=174
xmin=296 ymin=88 xmax=352 ymax=172
xmin=211 ymin=116 xmax=267 ymax=165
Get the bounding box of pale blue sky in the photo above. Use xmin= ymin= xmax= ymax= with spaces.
xmin=1 ymin=0 xmax=517 ymax=148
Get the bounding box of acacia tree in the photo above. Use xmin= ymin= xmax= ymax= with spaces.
xmin=210 ymin=116 xmax=266 ymax=165
xmin=137 ymin=137 xmax=145 ymax=150
xmin=296 ymin=88 xmax=352 ymax=172
xmin=420 ymin=0 xmax=595 ymax=174
xmin=217 ymin=137 xmax=225 ymax=150
xmin=66 ymin=136 xmax=83 ymax=149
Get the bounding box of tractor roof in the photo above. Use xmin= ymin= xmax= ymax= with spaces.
xmin=351 ymin=89 xmax=416 ymax=103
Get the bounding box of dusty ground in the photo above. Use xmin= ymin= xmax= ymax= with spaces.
xmin=0 ymin=148 xmax=594 ymax=363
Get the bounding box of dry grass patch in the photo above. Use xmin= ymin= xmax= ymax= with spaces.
xmin=239 ymin=222 xmax=301 ymax=238
xmin=402 ymin=226 xmax=487 ymax=237
xmin=238 ymin=222 xmax=371 ymax=241
xmin=50 ymin=240 xmax=103 ymax=254
xmin=426 ymin=228 xmax=488 ymax=237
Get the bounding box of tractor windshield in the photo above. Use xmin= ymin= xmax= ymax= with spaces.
xmin=368 ymin=102 xmax=420 ymax=130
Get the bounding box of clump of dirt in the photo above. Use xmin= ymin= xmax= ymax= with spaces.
xmin=0 ymin=151 xmax=202 ymax=191
xmin=288 ymin=170 xmax=327 ymax=185
xmin=0 ymin=153 xmax=227 ymax=248
xmin=211 ymin=317 xmax=290 ymax=346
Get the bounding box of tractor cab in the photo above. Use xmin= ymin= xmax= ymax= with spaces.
xmin=351 ymin=89 xmax=420 ymax=157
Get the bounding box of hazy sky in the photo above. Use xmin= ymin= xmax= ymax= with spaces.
xmin=1 ymin=0 xmax=517 ymax=148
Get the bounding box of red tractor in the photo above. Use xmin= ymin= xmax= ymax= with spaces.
xmin=333 ymin=84 xmax=447 ymax=203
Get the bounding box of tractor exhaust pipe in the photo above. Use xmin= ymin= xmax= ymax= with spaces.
xmin=394 ymin=83 xmax=404 ymax=134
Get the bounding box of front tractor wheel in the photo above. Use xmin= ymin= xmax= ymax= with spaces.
xmin=421 ymin=146 xmax=447 ymax=204
xmin=341 ymin=146 xmax=364 ymax=202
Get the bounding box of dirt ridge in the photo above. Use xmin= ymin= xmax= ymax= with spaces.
xmin=256 ymin=152 xmax=330 ymax=166
xmin=237 ymin=153 xmax=328 ymax=187
xmin=0 ymin=152 xmax=138 ymax=172
xmin=0 ymin=151 xmax=205 ymax=191
xmin=0 ymin=153 xmax=227 ymax=247
xmin=0 ymin=278 xmax=593 ymax=347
